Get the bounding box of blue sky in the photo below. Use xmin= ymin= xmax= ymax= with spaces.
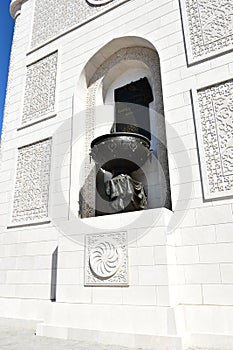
xmin=0 ymin=0 xmax=14 ymax=137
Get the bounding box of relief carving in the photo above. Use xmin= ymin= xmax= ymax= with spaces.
xmin=22 ymin=52 xmax=58 ymax=126
xmin=184 ymin=0 xmax=233 ymax=61
xmin=12 ymin=139 xmax=52 ymax=223
xmin=85 ymin=232 xmax=128 ymax=285
xmin=31 ymin=0 xmax=127 ymax=48
xmin=196 ymin=81 xmax=233 ymax=198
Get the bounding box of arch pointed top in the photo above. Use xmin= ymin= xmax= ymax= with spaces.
xmin=10 ymin=0 xmax=23 ymax=19
xmin=83 ymin=36 xmax=159 ymax=86
xmin=88 ymin=36 xmax=156 ymax=67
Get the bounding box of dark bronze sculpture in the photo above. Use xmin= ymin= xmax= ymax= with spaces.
xmin=90 ymin=77 xmax=153 ymax=215
xmin=105 ymin=173 xmax=147 ymax=211
xmin=90 ymin=132 xmax=150 ymax=214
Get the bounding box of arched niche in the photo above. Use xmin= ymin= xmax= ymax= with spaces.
xmin=73 ymin=36 xmax=171 ymax=218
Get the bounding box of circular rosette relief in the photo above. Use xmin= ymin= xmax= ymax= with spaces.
xmin=86 ymin=0 xmax=114 ymax=5
xmin=89 ymin=241 xmax=122 ymax=279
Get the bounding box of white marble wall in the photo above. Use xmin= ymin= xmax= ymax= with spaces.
xmin=0 ymin=0 xmax=233 ymax=349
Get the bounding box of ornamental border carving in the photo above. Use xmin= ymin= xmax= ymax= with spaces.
xmin=31 ymin=0 xmax=130 ymax=50
xmin=20 ymin=51 xmax=58 ymax=128
xmin=192 ymin=80 xmax=233 ymax=200
xmin=84 ymin=231 xmax=128 ymax=286
xmin=179 ymin=0 xmax=233 ymax=64
xmin=11 ymin=138 xmax=52 ymax=226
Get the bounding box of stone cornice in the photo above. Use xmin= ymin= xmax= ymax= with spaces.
xmin=10 ymin=0 xmax=23 ymax=19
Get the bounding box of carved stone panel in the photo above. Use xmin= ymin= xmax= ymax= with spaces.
xmin=31 ymin=0 xmax=128 ymax=49
xmin=12 ymin=138 xmax=52 ymax=224
xmin=85 ymin=231 xmax=128 ymax=286
xmin=180 ymin=0 xmax=233 ymax=63
xmin=22 ymin=52 xmax=58 ymax=126
xmin=193 ymin=80 xmax=233 ymax=199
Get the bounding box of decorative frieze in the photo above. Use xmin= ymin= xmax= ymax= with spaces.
xmin=181 ymin=0 xmax=233 ymax=63
xmin=194 ymin=80 xmax=233 ymax=199
xmin=21 ymin=52 xmax=58 ymax=126
xmin=85 ymin=232 xmax=128 ymax=286
xmin=12 ymin=138 xmax=52 ymax=224
xmin=31 ymin=0 xmax=127 ymax=49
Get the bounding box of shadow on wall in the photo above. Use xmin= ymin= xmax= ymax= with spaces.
xmin=50 ymin=246 xmax=58 ymax=302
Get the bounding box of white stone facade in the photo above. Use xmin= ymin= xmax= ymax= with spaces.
xmin=0 ymin=0 xmax=233 ymax=349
